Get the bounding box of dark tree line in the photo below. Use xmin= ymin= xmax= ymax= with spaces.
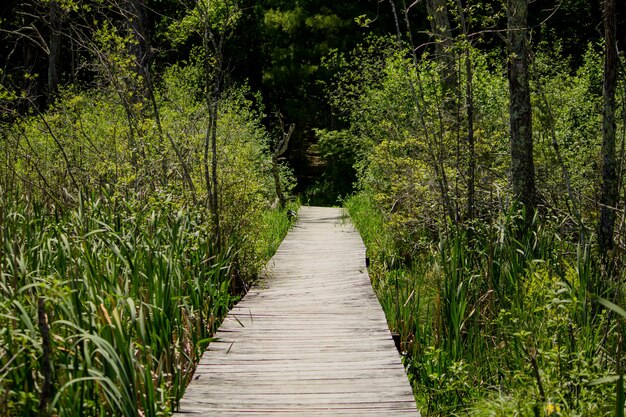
xmin=2 ymin=0 xmax=625 ymax=207
xmin=0 ymin=0 xmax=624 ymax=182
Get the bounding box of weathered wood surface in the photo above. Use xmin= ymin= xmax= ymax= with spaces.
xmin=176 ymin=206 xmax=419 ymax=416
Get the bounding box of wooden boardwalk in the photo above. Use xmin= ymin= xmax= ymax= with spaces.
xmin=176 ymin=206 xmax=418 ymax=416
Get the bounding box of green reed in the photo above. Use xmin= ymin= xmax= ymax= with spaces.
xmin=0 ymin=189 xmax=288 ymax=416
xmin=346 ymin=192 xmax=620 ymax=416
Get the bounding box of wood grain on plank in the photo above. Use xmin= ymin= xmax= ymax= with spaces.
xmin=176 ymin=206 xmax=419 ymax=416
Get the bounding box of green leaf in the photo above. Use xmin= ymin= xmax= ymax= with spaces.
xmin=588 ymin=375 xmax=620 ymax=386
xmin=597 ymin=297 xmax=626 ymax=319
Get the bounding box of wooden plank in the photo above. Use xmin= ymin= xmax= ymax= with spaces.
xmin=175 ymin=206 xmax=419 ymax=416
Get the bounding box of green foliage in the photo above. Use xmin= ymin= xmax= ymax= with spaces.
xmin=1 ymin=0 xmax=623 ymax=415
xmin=323 ymin=35 xmax=401 ymax=127
xmin=344 ymin=191 xmax=397 ymax=266
xmin=338 ymin=30 xmax=624 ymax=415
xmin=0 ymin=70 xmax=18 ymax=115
xmin=2 ymin=60 xmax=292 ymax=267
xmin=264 ymin=7 xmax=305 ymax=34
xmin=0 ymin=190 xmax=233 ymax=416
xmin=326 ymin=41 xmax=513 ymax=249
xmin=256 ymin=1 xmax=381 ymax=191
xmin=255 ymin=199 xmax=300 ymax=262
xmin=347 ymin=192 xmax=619 ymax=416
xmin=165 ymin=0 xmax=242 ymax=46
xmin=532 ymin=42 xmax=606 ymax=225
xmin=0 ymin=50 xmax=295 ymax=415
xmin=215 ymin=88 xmax=295 ymax=276
xmin=313 ymin=129 xmax=358 ymax=202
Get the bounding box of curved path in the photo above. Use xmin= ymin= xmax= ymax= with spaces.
xmin=176 ymin=206 xmax=418 ymax=416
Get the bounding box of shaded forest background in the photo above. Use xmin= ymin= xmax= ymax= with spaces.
xmin=3 ymin=0 xmax=624 ymax=198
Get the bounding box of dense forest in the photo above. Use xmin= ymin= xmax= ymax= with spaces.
xmin=2 ymin=0 xmax=626 ymax=415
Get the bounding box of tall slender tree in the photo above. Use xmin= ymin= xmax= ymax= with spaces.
xmin=197 ymin=0 xmax=240 ymax=249
xmin=599 ymin=0 xmax=618 ymax=254
xmin=454 ymin=0 xmax=475 ymax=223
xmin=124 ymin=0 xmax=152 ymax=97
xmin=507 ymin=0 xmax=536 ymax=213
xmin=388 ymin=0 xmax=455 ymax=222
xmin=47 ymin=0 xmax=62 ymax=104
xmin=426 ymin=0 xmax=456 ymax=97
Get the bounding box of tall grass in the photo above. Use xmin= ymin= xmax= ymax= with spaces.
xmin=346 ymin=191 xmax=621 ymax=416
xmin=254 ymin=200 xmax=300 ymax=262
xmin=0 ymin=189 xmax=291 ymax=416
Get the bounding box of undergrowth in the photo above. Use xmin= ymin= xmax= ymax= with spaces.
xmin=0 ymin=189 xmax=293 ymax=416
xmin=346 ymin=191 xmax=622 ymax=416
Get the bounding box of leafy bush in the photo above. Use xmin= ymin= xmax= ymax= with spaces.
xmin=0 ymin=55 xmax=295 ymax=415
xmin=347 ymin=192 xmax=618 ymax=416
xmin=313 ymin=128 xmax=358 ymax=202
xmin=338 ymin=36 xmax=624 ymax=416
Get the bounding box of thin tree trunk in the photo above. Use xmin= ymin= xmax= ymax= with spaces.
xmin=273 ymin=121 xmax=294 ymax=208
xmin=390 ymin=0 xmax=455 ymax=223
xmin=426 ymin=0 xmax=456 ymax=99
xmin=47 ymin=0 xmax=62 ymax=104
xmin=424 ymin=0 xmax=458 ymax=221
xmin=203 ymin=77 xmax=221 ymax=248
xmin=507 ymin=0 xmax=536 ymax=213
xmin=125 ymin=0 xmax=152 ymax=95
xmin=201 ymin=10 xmax=224 ymax=249
xmin=465 ymin=51 xmax=475 ymax=222
xmin=454 ymin=0 xmax=475 ymax=223
xmin=599 ymin=0 xmax=618 ymax=254
xmin=123 ymin=0 xmax=153 ymax=189
xmin=210 ymin=90 xmax=220 ymax=248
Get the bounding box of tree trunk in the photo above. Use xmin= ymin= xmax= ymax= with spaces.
xmin=203 ymin=71 xmax=221 ymax=249
xmin=210 ymin=91 xmax=220 ymax=249
xmin=454 ymin=0 xmax=475 ymax=224
xmin=465 ymin=51 xmax=475 ymax=223
xmin=507 ymin=0 xmax=536 ymax=213
xmin=426 ymin=0 xmax=456 ymax=97
xmin=201 ymin=9 xmax=225 ymax=249
xmin=47 ymin=0 xmax=62 ymax=104
xmin=271 ymin=157 xmax=285 ymax=208
xmin=125 ymin=0 xmax=152 ymax=92
xmin=272 ymin=121 xmax=294 ymax=208
xmin=599 ymin=0 xmax=618 ymax=254
xmin=391 ymin=0 xmax=456 ymax=223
